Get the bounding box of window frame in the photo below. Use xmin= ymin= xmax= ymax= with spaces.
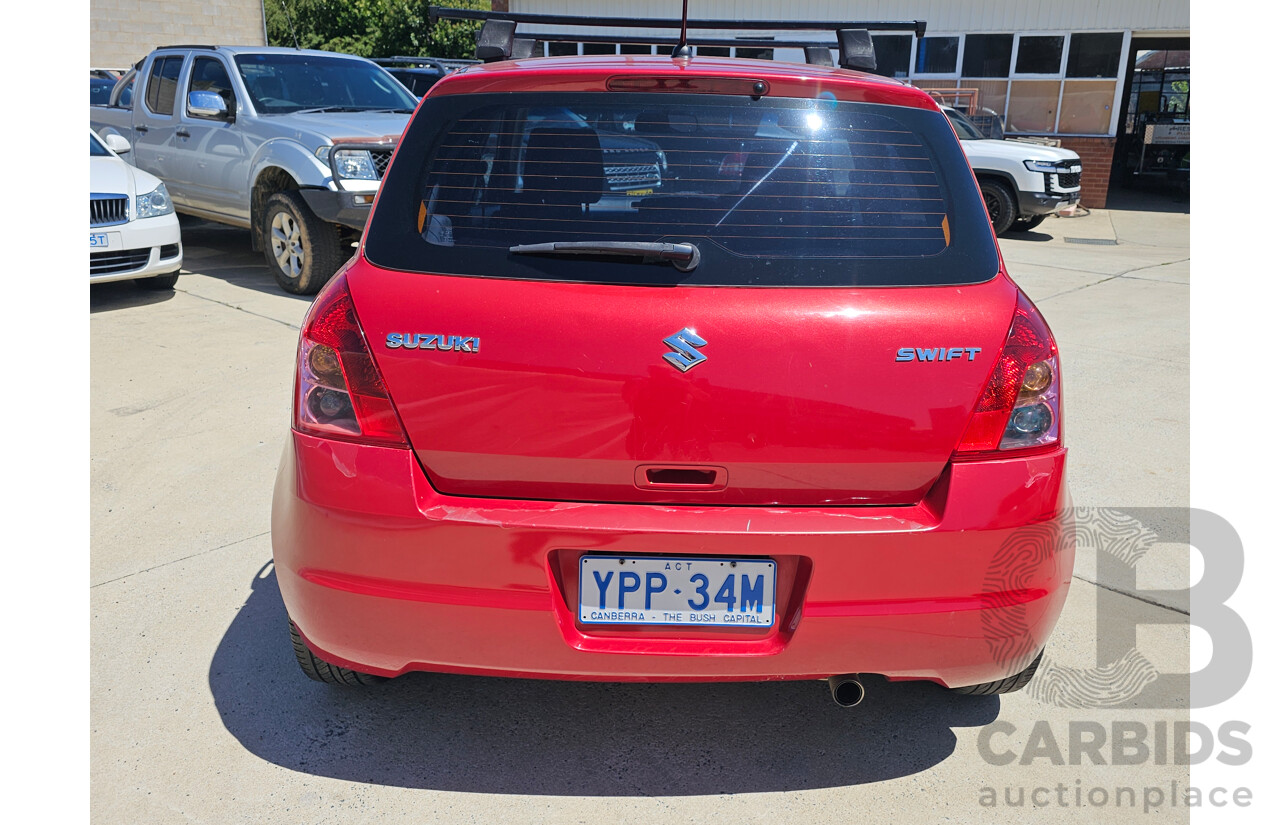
xmin=1010 ymin=33 xmax=1069 ymax=78
xmin=184 ymin=55 xmax=237 ymax=118
xmin=911 ymin=34 xmax=963 ymax=79
xmin=143 ymin=53 xmax=187 ymax=118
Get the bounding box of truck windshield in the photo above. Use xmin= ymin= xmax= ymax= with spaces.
xmin=364 ymin=92 xmax=999 ymax=287
xmin=233 ymin=53 xmax=417 ymax=114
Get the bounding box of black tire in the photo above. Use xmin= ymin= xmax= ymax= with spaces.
xmin=289 ymin=620 xmax=387 ymax=686
xmin=1009 ymin=214 xmax=1048 ymax=233
xmin=951 ymin=649 xmax=1044 ymax=696
xmin=136 ymin=272 xmax=179 ymax=290
xmin=979 ymin=180 xmax=1018 ymax=235
xmin=262 ymin=190 xmax=345 ymax=295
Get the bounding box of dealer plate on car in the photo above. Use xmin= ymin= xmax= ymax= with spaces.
xmin=579 ymin=556 xmax=776 ymax=627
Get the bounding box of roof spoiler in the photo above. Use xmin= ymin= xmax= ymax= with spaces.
xmin=426 ymin=6 xmax=925 ymax=71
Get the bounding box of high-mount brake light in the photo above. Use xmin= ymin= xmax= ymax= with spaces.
xmin=955 ymin=293 xmax=1061 ymax=455
xmin=294 ymin=272 xmax=409 ymax=447
xmin=606 ymin=76 xmax=770 ymax=96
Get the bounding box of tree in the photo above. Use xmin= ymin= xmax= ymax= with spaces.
xmin=266 ymin=0 xmax=490 ymax=60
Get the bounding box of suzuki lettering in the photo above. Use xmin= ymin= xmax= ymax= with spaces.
xmin=386 ymin=333 xmax=481 ymax=353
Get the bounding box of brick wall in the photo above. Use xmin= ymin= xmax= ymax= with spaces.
xmin=90 ymin=0 xmax=266 ymax=69
xmin=1048 ymin=136 xmax=1117 ymax=209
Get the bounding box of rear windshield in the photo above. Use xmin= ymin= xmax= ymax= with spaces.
xmin=364 ymin=92 xmax=999 ymax=287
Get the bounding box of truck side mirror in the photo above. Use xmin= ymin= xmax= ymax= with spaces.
xmin=187 ymin=90 xmax=230 ymax=120
xmin=104 ymin=133 xmax=131 ymax=154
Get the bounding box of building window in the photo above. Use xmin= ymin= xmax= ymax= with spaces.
xmin=547 ymin=42 xmax=578 ymax=57
xmin=620 ymin=44 xmax=653 ymax=55
xmin=1007 ymin=79 xmax=1060 ymax=131
xmin=696 ymin=46 xmax=731 ymax=57
xmin=871 ymin=35 xmax=912 ymax=78
xmin=962 ymin=34 xmax=1013 ymax=77
xmin=583 ymin=43 xmax=616 ymax=55
xmin=1015 ymin=35 xmax=1065 ymax=74
xmin=1066 ymin=32 xmax=1124 ymax=78
xmin=1059 ymin=80 xmax=1118 ymax=133
xmin=915 ymin=36 xmax=959 ymax=74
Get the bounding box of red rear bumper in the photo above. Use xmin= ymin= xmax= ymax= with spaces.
xmin=272 ymin=433 xmax=1072 ymax=687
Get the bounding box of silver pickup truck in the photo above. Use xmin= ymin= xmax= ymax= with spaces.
xmin=91 ymin=46 xmax=416 ymax=293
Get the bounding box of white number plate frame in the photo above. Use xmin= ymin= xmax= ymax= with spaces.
xmin=578 ymin=555 xmax=776 ymax=627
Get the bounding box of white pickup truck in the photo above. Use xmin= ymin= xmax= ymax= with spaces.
xmin=942 ymin=106 xmax=1082 ymax=235
xmin=91 ymin=46 xmax=417 ymax=293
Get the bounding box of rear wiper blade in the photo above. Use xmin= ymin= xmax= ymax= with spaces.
xmin=509 ymin=241 xmax=700 ymax=272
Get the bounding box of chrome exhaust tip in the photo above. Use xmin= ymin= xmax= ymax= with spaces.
xmin=828 ymin=675 xmax=865 ymax=707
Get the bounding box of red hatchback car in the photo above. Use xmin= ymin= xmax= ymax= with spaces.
xmin=272 ymin=45 xmax=1073 ymax=703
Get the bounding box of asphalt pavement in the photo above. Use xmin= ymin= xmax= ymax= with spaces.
xmin=91 ymin=194 xmax=1192 ymax=824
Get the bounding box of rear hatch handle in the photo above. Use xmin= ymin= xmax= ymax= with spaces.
xmin=635 ymin=465 xmax=728 ymax=492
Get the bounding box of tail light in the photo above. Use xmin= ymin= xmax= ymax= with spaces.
xmin=955 ymin=292 xmax=1061 ymax=455
xmin=293 ymin=272 xmax=408 ymax=447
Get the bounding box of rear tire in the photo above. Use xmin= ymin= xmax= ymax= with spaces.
xmin=262 ymin=191 xmax=345 ymax=295
xmin=979 ymin=180 xmax=1018 ymax=235
xmin=951 ymin=649 xmax=1044 ymax=695
xmin=290 ymin=620 xmax=387 ymax=686
xmin=136 ymin=272 xmax=179 ymax=290
xmin=1009 ymin=214 xmax=1048 ymax=233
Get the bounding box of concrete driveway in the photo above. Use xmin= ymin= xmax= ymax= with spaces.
xmin=91 ymin=198 xmax=1191 ymax=823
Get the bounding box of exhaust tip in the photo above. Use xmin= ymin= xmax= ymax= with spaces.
xmin=828 ymin=675 xmax=865 ymax=707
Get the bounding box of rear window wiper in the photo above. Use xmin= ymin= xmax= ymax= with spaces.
xmin=509 ymin=241 xmax=700 ymax=271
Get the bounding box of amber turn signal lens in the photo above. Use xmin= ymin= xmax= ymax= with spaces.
xmin=1021 ymin=361 xmax=1053 ymax=393
xmin=307 ymin=343 xmax=344 ymax=387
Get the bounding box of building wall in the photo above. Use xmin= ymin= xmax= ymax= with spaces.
xmin=90 ymin=0 xmax=266 ymax=69
xmin=509 ymin=1 xmax=1190 ymax=34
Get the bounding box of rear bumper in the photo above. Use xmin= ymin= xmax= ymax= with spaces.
xmin=272 ymin=433 xmax=1073 ymax=687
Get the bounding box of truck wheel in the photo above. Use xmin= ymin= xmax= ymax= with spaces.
xmin=979 ymin=180 xmax=1017 ymax=235
xmin=951 ymin=649 xmax=1044 ymax=695
xmin=1009 ymin=215 xmax=1047 ymax=232
xmin=262 ymin=191 xmax=345 ymax=295
xmin=289 ymin=620 xmax=386 ymax=686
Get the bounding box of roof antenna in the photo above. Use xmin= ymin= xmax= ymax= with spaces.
xmin=277 ymin=0 xmax=301 ymax=50
xmin=671 ymin=0 xmax=692 ymax=58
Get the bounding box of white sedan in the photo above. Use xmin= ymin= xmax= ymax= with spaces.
xmin=90 ymin=131 xmax=182 ymax=288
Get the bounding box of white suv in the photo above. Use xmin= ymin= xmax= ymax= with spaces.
xmin=942 ymin=107 xmax=1082 ymax=235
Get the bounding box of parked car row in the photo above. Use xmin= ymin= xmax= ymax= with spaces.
xmin=89 ymin=47 xmax=450 ymax=293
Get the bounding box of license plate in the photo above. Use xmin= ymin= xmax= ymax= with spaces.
xmin=579 ymin=555 xmax=776 ymax=627
xmin=89 ymin=233 xmax=110 ymax=248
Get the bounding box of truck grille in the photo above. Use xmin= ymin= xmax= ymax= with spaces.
xmin=90 ymin=194 xmax=129 ymax=227
xmin=370 ymin=149 xmax=393 ymax=179
xmin=602 ymin=148 xmax=662 ymax=191
xmin=1048 ymin=162 xmax=1082 ymax=192
xmin=604 ymin=162 xmax=662 ymax=189
xmin=91 ymin=248 xmax=151 ymax=275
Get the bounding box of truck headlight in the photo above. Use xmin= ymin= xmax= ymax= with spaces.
xmin=1024 ymin=160 xmax=1060 ymax=173
xmin=136 ymin=183 xmax=173 ymax=218
xmin=332 ymin=149 xmax=378 ymax=180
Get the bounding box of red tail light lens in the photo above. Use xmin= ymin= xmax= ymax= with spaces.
xmin=955 ymin=292 xmax=1061 ymax=455
xmin=294 ymin=272 xmax=408 ymax=447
